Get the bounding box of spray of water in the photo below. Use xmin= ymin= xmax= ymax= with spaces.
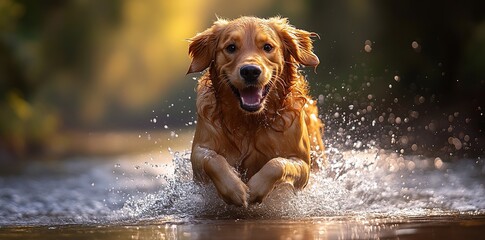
xmin=111 ymin=146 xmax=484 ymax=223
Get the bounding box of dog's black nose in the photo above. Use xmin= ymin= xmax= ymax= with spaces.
xmin=240 ymin=65 xmax=261 ymax=83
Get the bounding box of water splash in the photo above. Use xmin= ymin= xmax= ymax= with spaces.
xmin=112 ymin=148 xmax=485 ymax=223
xmin=0 ymin=146 xmax=483 ymax=226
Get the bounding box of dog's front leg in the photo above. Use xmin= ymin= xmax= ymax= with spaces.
xmin=247 ymin=157 xmax=310 ymax=204
xmin=191 ymin=146 xmax=249 ymax=207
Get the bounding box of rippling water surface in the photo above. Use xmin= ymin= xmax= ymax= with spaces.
xmin=1 ymin=146 xmax=484 ymax=228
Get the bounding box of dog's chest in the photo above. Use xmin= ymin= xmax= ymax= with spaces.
xmin=220 ymin=127 xmax=305 ymax=177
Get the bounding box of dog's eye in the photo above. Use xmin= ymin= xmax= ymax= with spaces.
xmin=263 ymin=44 xmax=273 ymax=52
xmin=225 ymin=44 xmax=236 ymax=53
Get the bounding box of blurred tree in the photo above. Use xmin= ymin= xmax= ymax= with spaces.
xmin=0 ymin=0 xmax=123 ymax=159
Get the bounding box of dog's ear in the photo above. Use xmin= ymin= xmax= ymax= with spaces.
xmin=187 ymin=19 xmax=228 ymax=74
xmin=269 ymin=17 xmax=319 ymax=67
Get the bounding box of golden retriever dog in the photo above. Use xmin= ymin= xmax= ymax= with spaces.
xmin=187 ymin=16 xmax=324 ymax=207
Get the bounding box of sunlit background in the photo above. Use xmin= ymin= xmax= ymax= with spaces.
xmin=1 ymin=0 xmax=484 ymax=161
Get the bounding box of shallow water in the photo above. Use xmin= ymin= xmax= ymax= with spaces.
xmin=1 ymin=216 xmax=485 ymax=239
xmin=0 ymin=144 xmax=484 ymax=239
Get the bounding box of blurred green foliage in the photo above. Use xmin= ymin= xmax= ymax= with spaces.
xmin=1 ymin=0 xmax=122 ymax=158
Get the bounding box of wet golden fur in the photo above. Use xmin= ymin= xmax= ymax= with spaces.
xmin=187 ymin=16 xmax=324 ymax=206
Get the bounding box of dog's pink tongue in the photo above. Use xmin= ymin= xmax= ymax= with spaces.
xmin=240 ymin=87 xmax=263 ymax=105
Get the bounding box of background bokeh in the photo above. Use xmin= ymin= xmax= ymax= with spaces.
xmin=1 ymin=0 xmax=484 ymax=161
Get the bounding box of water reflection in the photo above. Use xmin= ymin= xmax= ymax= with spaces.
xmin=1 ymin=217 xmax=485 ymax=240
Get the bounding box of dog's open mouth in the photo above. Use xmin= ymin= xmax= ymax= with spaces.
xmin=230 ymin=84 xmax=271 ymax=112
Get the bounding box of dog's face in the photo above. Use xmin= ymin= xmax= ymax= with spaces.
xmin=188 ymin=17 xmax=319 ymax=113
xmin=214 ymin=19 xmax=283 ymax=112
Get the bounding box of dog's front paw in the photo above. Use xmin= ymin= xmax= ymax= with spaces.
xmin=247 ymin=171 xmax=278 ymax=204
xmin=213 ymin=171 xmax=249 ymax=207
xmin=247 ymin=158 xmax=285 ymax=204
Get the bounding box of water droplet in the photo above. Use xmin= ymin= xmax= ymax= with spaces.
xmin=418 ymin=96 xmax=425 ymax=104
xmin=451 ymin=137 xmax=462 ymax=150
xmin=448 ymin=115 xmax=454 ymax=122
xmin=412 ymin=41 xmax=419 ymax=49
xmin=410 ymin=111 xmax=419 ymax=119
xmin=170 ymin=131 xmax=178 ymax=138
xmin=434 ymin=157 xmax=443 ymax=169
xmin=407 ymin=161 xmax=416 ymax=171
xmin=411 ymin=144 xmax=418 ymax=151
xmin=318 ymin=94 xmax=324 ymax=104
